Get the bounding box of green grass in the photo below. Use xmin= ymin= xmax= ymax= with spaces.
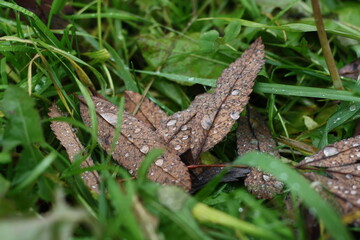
xmin=1 ymin=0 xmax=360 ymax=239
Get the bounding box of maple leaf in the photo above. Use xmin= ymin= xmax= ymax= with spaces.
xmin=236 ymin=107 xmax=283 ymax=199
xmin=297 ymin=136 xmax=360 ymax=222
xmin=48 ymin=104 xmax=100 ymax=193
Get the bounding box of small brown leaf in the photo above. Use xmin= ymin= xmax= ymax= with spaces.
xmin=237 ymin=107 xmax=283 ymax=199
xmin=48 ymin=104 xmax=100 ymax=193
xmin=79 ymin=96 xmax=191 ymax=190
xmin=157 ymin=38 xmax=265 ymax=161
xmin=339 ymin=58 xmax=360 ymax=80
xmin=297 ymin=136 xmax=360 ymax=220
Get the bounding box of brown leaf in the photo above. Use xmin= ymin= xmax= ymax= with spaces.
xmin=124 ymin=91 xmax=168 ymax=130
xmin=48 ymin=104 xmax=100 ymax=193
xmin=297 ymin=136 xmax=360 ymax=220
xmin=79 ymin=96 xmax=191 ymax=190
xmin=157 ymin=38 xmax=265 ymax=161
xmin=339 ymin=58 xmax=360 ymax=80
xmin=236 ymin=107 xmax=283 ymax=199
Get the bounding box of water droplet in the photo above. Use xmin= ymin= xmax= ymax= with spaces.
xmin=323 ymin=147 xmax=338 ymax=157
xmin=140 ymin=145 xmax=149 ymax=153
xmin=188 ymin=77 xmax=195 ymax=81
xmin=353 ymin=185 xmax=357 ymax=189
xmin=238 ymin=207 xmax=243 ymax=213
xmin=230 ymin=111 xmax=240 ymax=120
xmin=344 ymin=190 xmax=349 ymax=194
xmin=125 ymin=153 xmax=130 ymax=158
xmin=129 ymin=169 xmax=134 ymax=174
xmin=96 ymin=102 xmax=102 ymax=106
xmin=304 ymin=157 xmax=313 ymax=163
xmin=181 ymin=125 xmax=188 ymax=131
xmin=350 ymin=105 xmax=356 ymax=112
xmin=201 ymin=115 xmax=212 ymax=130
xmin=101 ymin=113 xmax=118 ymax=125
xmin=346 ymin=174 xmax=353 ymax=179
xmin=174 ymin=145 xmax=181 ymax=150
xmin=333 ymin=117 xmax=341 ymax=124
xmin=182 ymin=135 xmax=189 ymax=140
xmin=167 ymin=119 xmax=177 ymax=126
xmin=134 ymin=128 xmax=141 ymax=133
xmin=353 ymin=143 xmax=360 ymax=147
xmin=351 ymin=190 xmax=357 ymax=195
xmin=155 ymin=159 xmax=164 ymax=167
xmin=262 ymin=175 xmax=270 ymax=181
xmin=231 ymin=89 xmax=240 ymax=95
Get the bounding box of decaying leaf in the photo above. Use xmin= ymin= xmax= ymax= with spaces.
xmin=297 ymin=136 xmax=360 ymax=220
xmin=190 ymin=166 xmax=250 ymax=193
xmin=48 ymin=104 xmax=100 ymax=193
xmin=124 ymin=91 xmax=167 ymax=130
xmin=50 ymin=38 xmax=265 ymax=191
xmin=79 ymin=96 xmax=191 ymax=190
xmin=339 ymin=58 xmax=360 ymax=80
xmin=237 ymin=107 xmax=283 ymax=199
xmin=157 ymin=37 xmax=265 ymax=162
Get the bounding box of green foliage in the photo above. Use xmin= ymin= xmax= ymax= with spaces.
xmin=0 ymin=0 xmax=360 ymax=239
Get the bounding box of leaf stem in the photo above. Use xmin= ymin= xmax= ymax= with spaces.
xmin=311 ymin=0 xmax=343 ymax=90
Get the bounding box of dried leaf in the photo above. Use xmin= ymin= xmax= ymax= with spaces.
xmin=297 ymin=136 xmax=360 ymax=220
xmin=157 ymin=38 xmax=265 ymax=161
xmin=79 ymin=96 xmax=191 ymax=190
xmin=191 ymin=166 xmax=250 ymax=193
xmin=339 ymin=58 xmax=360 ymax=80
xmin=124 ymin=91 xmax=167 ymax=130
xmin=237 ymin=107 xmax=283 ymax=199
xmin=48 ymin=104 xmax=100 ymax=193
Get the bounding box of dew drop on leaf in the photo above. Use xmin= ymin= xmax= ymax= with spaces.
xmin=230 ymin=111 xmax=240 ymax=120
xmin=166 ymin=119 xmax=177 ymax=126
xmin=323 ymin=147 xmax=339 ymax=157
xmin=140 ymin=145 xmax=149 ymax=153
xmin=231 ymin=89 xmax=240 ymax=95
xmin=349 ymin=105 xmax=356 ymax=112
xmin=155 ymin=159 xmax=164 ymax=167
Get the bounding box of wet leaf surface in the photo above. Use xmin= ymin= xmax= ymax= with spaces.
xmin=48 ymin=104 xmax=100 ymax=193
xmin=124 ymin=91 xmax=167 ymax=130
xmin=79 ymin=96 xmax=191 ymax=190
xmin=236 ymin=107 xmax=283 ymax=199
xmin=157 ymin=38 xmax=265 ymax=162
xmin=297 ymin=136 xmax=360 ymax=221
